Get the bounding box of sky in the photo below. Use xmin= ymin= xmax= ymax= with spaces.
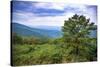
xmin=12 ymin=1 xmax=97 ymax=27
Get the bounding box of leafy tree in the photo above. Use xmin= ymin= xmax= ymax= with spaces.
xmin=62 ymin=14 xmax=97 ymax=61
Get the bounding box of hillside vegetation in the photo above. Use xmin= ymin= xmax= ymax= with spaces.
xmin=12 ymin=14 xmax=97 ymax=66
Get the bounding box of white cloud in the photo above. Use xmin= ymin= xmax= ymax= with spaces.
xmin=32 ymin=2 xmax=67 ymax=10
xmin=12 ymin=11 xmax=67 ymax=26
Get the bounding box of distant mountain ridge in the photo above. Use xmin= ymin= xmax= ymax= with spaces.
xmin=12 ymin=23 xmax=62 ymax=38
xmin=12 ymin=23 xmax=97 ymax=39
xmin=32 ymin=25 xmax=61 ymax=31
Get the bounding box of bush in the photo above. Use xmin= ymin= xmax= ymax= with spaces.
xmin=12 ymin=44 xmax=64 ymax=65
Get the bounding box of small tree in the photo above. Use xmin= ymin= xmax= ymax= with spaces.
xmin=62 ymin=14 xmax=97 ymax=61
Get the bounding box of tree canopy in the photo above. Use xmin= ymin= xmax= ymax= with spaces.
xmin=62 ymin=14 xmax=96 ymax=39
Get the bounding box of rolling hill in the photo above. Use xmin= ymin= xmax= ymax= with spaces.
xmin=12 ymin=23 xmax=97 ymax=39
xmin=32 ymin=25 xmax=61 ymax=31
xmin=12 ymin=23 xmax=62 ymax=39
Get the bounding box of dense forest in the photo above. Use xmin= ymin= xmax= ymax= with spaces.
xmin=12 ymin=14 xmax=97 ymax=66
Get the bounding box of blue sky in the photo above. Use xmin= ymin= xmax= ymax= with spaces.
xmin=12 ymin=1 xmax=97 ymax=26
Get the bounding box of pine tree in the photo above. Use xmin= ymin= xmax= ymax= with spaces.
xmin=62 ymin=14 xmax=97 ymax=61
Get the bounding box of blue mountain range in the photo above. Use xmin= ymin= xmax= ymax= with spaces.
xmin=12 ymin=23 xmax=97 ymax=39
xmin=12 ymin=23 xmax=62 ymax=38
